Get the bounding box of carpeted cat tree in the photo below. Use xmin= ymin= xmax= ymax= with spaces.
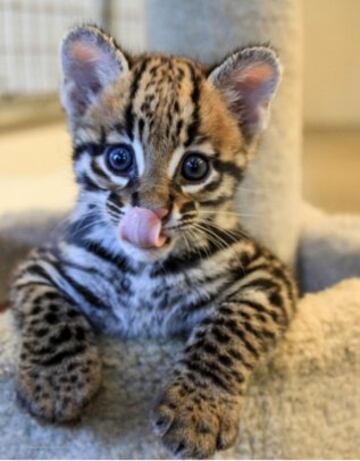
xmin=0 ymin=0 xmax=359 ymax=458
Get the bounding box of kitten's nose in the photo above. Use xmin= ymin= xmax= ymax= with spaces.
xmin=152 ymin=208 xmax=169 ymax=219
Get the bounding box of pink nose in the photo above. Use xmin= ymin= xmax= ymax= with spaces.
xmin=152 ymin=208 xmax=169 ymax=219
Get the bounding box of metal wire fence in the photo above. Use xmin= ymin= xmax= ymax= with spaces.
xmin=0 ymin=0 xmax=146 ymax=128
xmin=0 ymin=0 xmax=106 ymax=97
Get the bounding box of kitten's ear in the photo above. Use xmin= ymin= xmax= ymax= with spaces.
xmin=60 ymin=25 xmax=129 ymax=120
xmin=208 ymin=46 xmax=281 ymax=140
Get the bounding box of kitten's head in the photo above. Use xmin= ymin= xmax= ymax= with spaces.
xmin=61 ymin=25 xmax=281 ymax=262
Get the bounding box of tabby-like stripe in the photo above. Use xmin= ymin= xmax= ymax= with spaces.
xmin=184 ymin=64 xmax=201 ymax=147
xmin=36 ymin=344 xmax=86 ymax=367
xmin=125 ymin=58 xmax=151 ymax=140
xmin=68 ymin=236 xmax=133 ymax=274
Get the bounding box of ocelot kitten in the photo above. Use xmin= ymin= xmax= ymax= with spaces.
xmin=10 ymin=25 xmax=297 ymax=458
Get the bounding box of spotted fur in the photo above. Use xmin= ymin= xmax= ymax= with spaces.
xmin=10 ymin=25 xmax=297 ymax=458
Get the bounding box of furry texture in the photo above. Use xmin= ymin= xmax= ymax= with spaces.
xmin=9 ymin=26 xmax=297 ymax=457
xmin=0 ymin=208 xmax=359 ymax=458
xmin=1 ymin=0 xmax=359 ymax=458
xmin=146 ymin=0 xmax=303 ymax=267
xmin=0 ymin=272 xmax=359 ymax=458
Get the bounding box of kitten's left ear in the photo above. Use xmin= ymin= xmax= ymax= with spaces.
xmin=61 ymin=25 xmax=129 ymax=121
xmin=208 ymin=46 xmax=282 ymax=140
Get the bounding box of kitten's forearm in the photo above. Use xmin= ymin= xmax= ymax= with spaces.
xmin=11 ymin=255 xmax=102 ymax=422
xmin=181 ymin=257 xmax=297 ymax=394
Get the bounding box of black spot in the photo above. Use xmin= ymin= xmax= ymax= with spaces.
xmin=44 ymin=312 xmax=59 ymax=325
xmin=212 ymin=326 xmax=231 ymax=344
xmin=49 ymin=303 xmax=59 ymax=313
xmin=75 ymin=326 xmax=86 ymax=342
xmin=218 ymin=354 xmax=233 ymax=367
xmin=43 ymin=292 xmax=60 ymax=301
xmin=67 ymin=362 xmax=78 ymax=372
xmin=203 ymin=342 xmax=218 ymax=355
xmin=34 ymin=327 xmax=49 ymax=338
xmin=179 ymin=201 xmax=195 ymax=214
xmin=31 ymin=306 xmax=42 ymax=316
xmin=67 ymin=309 xmax=80 ymax=318
xmin=50 ymin=326 xmax=72 ymax=345
xmin=269 ymin=291 xmax=284 ymax=307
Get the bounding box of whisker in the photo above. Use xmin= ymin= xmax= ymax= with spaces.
xmin=192 ymin=222 xmax=230 ymax=251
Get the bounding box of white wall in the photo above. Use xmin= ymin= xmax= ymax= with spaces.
xmin=303 ymin=0 xmax=360 ymax=127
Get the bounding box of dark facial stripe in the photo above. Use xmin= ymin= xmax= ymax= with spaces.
xmin=138 ymin=117 xmax=145 ymax=140
xmin=213 ymin=159 xmax=243 ymax=181
xmin=77 ymin=173 xmax=107 ymax=192
xmin=106 ymin=202 xmax=124 ymax=215
xmin=179 ymin=201 xmax=196 ymax=214
xmin=131 ymin=191 xmax=139 ymax=207
xmin=107 ymin=192 xmax=124 ymax=208
xmin=73 ymin=143 xmax=100 ymax=161
xmin=125 ymin=58 xmax=150 ymax=140
xmin=184 ymin=64 xmax=202 ymax=147
xmin=91 ymin=158 xmax=111 ymax=181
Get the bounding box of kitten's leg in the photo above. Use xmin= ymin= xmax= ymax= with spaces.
xmin=11 ymin=276 xmax=101 ymax=423
xmin=152 ymin=261 xmax=297 ymax=458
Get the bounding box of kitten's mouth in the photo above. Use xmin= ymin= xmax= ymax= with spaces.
xmin=119 ymin=207 xmax=170 ymax=250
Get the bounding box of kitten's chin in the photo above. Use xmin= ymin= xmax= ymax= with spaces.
xmin=118 ymin=237 xmax=176 ymax=263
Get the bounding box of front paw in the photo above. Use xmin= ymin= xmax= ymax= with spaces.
xmin=16 ymin=356 xmax=101 ymax=423
xmin=152 ymin=376 xmax=240 ymax=458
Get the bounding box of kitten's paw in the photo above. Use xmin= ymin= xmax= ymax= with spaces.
xmin=152 ymin=377 xmax=240 ymax=458
xmin=16 ymin=357 xmax=102 ymax=423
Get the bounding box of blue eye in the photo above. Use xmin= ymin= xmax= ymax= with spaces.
xmin=181 ymin=153 xmax=209 ymax=181
xmin=105 ymin=144 xmax=134 ymax=174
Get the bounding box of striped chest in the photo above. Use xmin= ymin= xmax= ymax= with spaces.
xmin=57 ymin=239 xmax=235 ymax=339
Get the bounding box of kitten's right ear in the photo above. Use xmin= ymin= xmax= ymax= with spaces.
xmin=60 ymin=25 xmax=129 ymax=121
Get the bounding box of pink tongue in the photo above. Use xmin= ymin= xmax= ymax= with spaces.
xmin=119 ymin=207 xmax=166 ymax=249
